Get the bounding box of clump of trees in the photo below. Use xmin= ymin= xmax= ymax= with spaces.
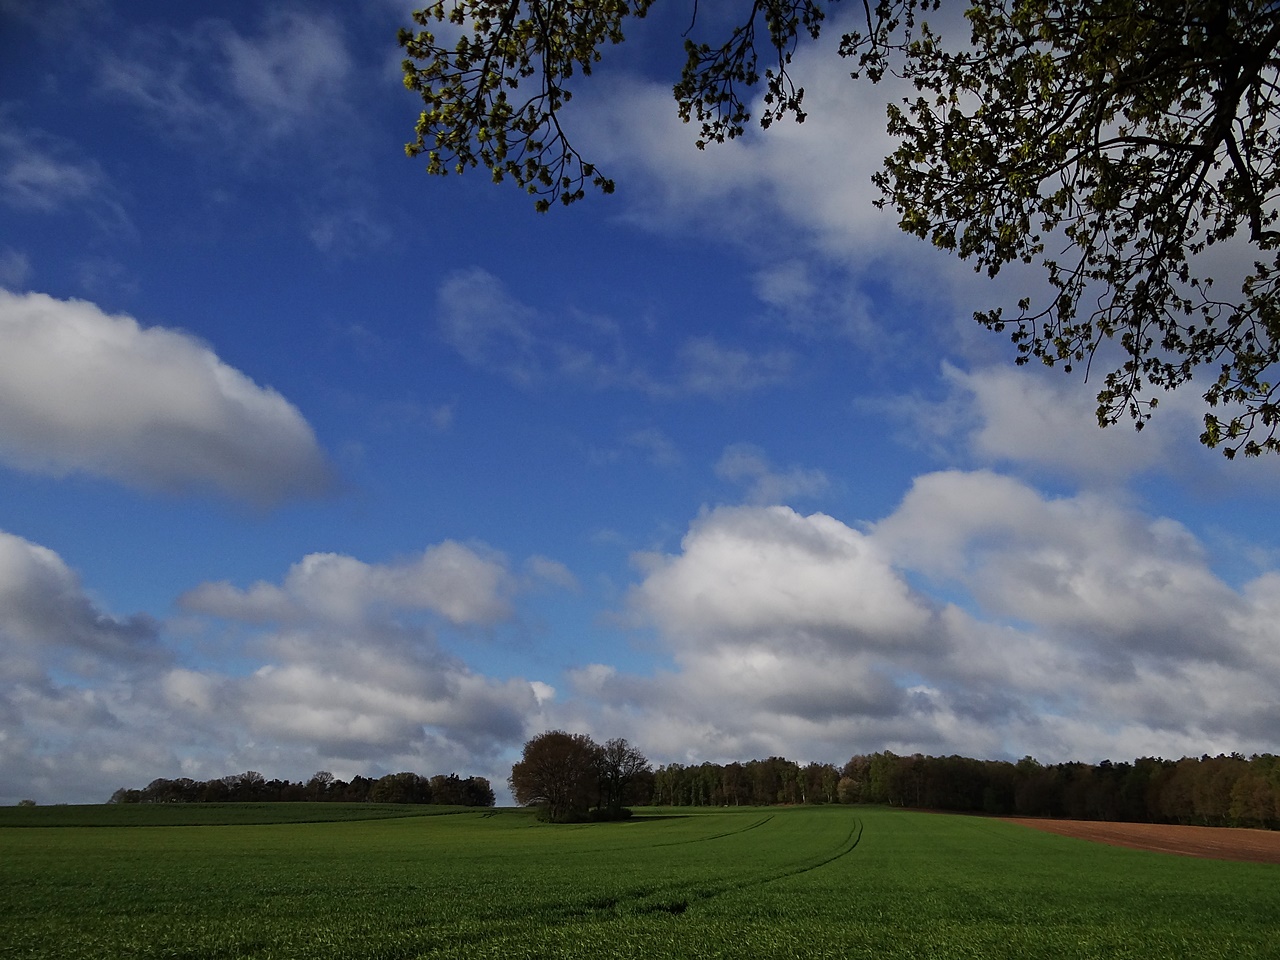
xmin=649 ymin=751 xmax=1280 ymax=829
xmin=107 ymin=770 xmax=495 ymax=807
xmin=509 ymin=731 xmax=651 ymax=822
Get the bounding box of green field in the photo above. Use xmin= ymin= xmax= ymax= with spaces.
xmin=1 ymin=804 xmax=1275 ymax=959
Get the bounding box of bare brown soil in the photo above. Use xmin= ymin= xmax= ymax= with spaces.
xmin=1007 ymin=817 xmax=1280 ymax=864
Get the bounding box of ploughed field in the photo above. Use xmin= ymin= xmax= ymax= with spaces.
xmin=1 ymin=804 xmax=1276 ymax=959
xmin=1011 ymin=817 xmax=1280 ymax=864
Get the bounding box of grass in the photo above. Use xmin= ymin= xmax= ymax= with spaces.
xmin=1 ymin=804 xmax=1275 ymax=959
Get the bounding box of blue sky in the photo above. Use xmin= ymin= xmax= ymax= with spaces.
xmin=2 ymin=0 xmax=1278 ymax=805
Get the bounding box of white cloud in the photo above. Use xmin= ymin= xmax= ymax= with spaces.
xmin=909 ymin=362 xmax=1280 ymax=490
xmin=0 ymin=530 xmax=179 ymax=804
xmin=181 ymin=542 xmax=515 ymax=627
xmin=0 ymin=290 xmax=332 ymax=503
xmin=574 ymin=29 xmax=916 ymax=263
xmin=524 ymin=555 xmax=580 ymax=592
xmin=0 ymin=128 xmax=100 ymax=211
xmin=874 ymin=471 xmax=1242 ymax=664
xmin=220 ymin=10 xmax=353 ymax=130
xmin=167 ymin=541 xmax=563 ymax=770
xmin=630 ymin=504 xmax=933 ymax=649
xmin=944 ymin=364 xmax=1165 ymax=476
xmin=664 ymin=337 xmax=794 ymax=397
xmin=0 ymin=529 xmax=160 ymax=670
xmin=0 ymin=534 xmax=569 ymax=803
xmin=585 ymin=477 xmax=1280 ymax=768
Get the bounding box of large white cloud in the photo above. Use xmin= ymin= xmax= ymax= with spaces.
xmin=584 ymin=477 xmax=1280 ymax=768
xmin=0 ymin=290 xmax=332 ymax=502
xmin=0 ymin=529 xmax=161 ymax=673
xmin=0 ymin=533 xmax=561 ymax=804
xmin=874 ymin=470 xmax=1245 ymax=665
xmin=173 ymin=540 xmax=553 ymax=760
xmin=630 ymin=504 xmax=932 ymax=648
xmin=0 ymin=529 xmax=175 ymax=804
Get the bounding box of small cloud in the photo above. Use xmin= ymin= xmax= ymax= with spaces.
xmin=181 ymin=541 xmax=517 ymax=628
xmin=753 ymin=260 xmax=816 ymax=308
xmin=667 ymin=336 xmax=795 ymax=397
xmin=427 ymin=403 xmax=454 ymax=431
xmin=0 ymin=248 xmax=32 ymax=288
xmin=524 ymin=556 xmax=580 ymax=592
xmin=101 ymin=9 xmax=354 ymax=147
xmin=0 ymin=125 xmax=132 ymax=234
xmin=618 ymin=427 xmax=680 ymax=467
xmin=715 ymin=442 xmax=829 ymax=505
xmin=436 ymin=267 xmax=543 ymax=386
xmin=306 ymin=203 xmax=390 ymax=256
xmin=436 ymin=267 xmax=794 ymax=398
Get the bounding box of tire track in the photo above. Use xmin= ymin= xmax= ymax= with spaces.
xmin=561 ymin=814 xmax=865 ymax=919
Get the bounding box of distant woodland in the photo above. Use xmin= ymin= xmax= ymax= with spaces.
xmin=107 ymin=752 xmax=1280 ymax=829
xmin=646 ymin=752 xmax=1280 ymax=828
xmin=108 ymin=770 xmax=495 ymax=807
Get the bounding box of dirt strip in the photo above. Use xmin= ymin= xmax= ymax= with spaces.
xmin=1006 ymin=818 xmax=1280 ymax=865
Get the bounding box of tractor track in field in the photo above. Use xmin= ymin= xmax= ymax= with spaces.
xmin=647 ymin=814 xmax=774 ymax=848
xmin=560 ymin=815 xmax=865 ymax=920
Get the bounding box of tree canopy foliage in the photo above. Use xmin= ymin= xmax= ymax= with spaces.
xmin=400 ymin=0 xmax=1280 ymax=457
xmin=508 ymin=731 xmax=651 ymax=821
xmin=108 ymin=770 xmax=495 ymax=806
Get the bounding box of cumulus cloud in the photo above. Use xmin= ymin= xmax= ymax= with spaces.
xmin=0 ymin=530 xmax=161 ymax=672
xmin=0 ymin=529 xmax=177 ymax=804
xmin=181 ymin=542 xmax=516 ymax=627
xmin=630 ymin=504 xmax=934 ymax=649
xmin=0 ymin=535 xmax=567 ymax=804
xmin=915 ymin=363 xmax=1169 ymax=478
xmin=874 ymin=471 xmax=1243 ymax=665
xmin=588 ymin=478 xmax=1280 ymax=768
xmin=0 ymin=290 xmax=332 ymax=502
xmin=172 ymin=541 xmax=557 ymax=767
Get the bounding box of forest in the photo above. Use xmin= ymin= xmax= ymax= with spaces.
xmin=644 ymin=752 xmax=1280 ymax=828
xmin=103 ymin=751 xmax=1280 ymax=829
xmin=107 ymin=770 xmax=495 ymax=807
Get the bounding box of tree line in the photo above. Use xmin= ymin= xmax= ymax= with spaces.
xmin=643 ymin=751 xmax=1280 ymax=828
xmin=108 ymin=770 xmax=495 ymax=807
